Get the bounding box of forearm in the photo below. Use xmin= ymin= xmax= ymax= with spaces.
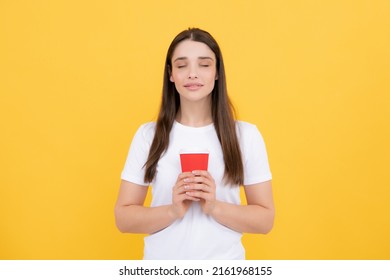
xmin=210 ymin=201 xmax=274 ymax=234
xmin=115 ymin=204 xmax=176 ymax=234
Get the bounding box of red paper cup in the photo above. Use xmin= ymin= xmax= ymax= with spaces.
xmin=180 ymin=151 xmax=209 ymax=172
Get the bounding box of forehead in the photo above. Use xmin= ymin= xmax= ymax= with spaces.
xmin=171 ymin=40 xmax=216 ymax=60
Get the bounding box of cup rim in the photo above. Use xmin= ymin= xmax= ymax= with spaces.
xmin=179 ymin=148 xmax=209 ymax=155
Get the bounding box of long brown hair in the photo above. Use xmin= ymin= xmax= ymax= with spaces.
xmin=144 ymin=28 xmax=244 ymax=185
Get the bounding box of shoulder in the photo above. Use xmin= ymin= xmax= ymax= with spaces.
xmin=138 ymin=121 xmax=156 ymax=133
xmin=235 ymin=120 xmax=261 ymax=137
xmin=134 ymin=121 xmax=156 ymax=142
xmin=235 ymin=120 xmax=267 ymax=148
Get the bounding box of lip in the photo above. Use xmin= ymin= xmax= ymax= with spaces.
xmin=184 ymin=83 xmax=203 ymax=90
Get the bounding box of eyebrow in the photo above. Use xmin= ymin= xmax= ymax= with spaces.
xmin=173 ymin=56 xmax=214 ymax=62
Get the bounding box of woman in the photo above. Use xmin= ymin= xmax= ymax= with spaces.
xmin=115 ymin=28 xmax=274 ymax=259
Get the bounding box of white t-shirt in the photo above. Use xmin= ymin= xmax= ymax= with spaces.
xmin=121 ymin=120 xmax=272 ymax=259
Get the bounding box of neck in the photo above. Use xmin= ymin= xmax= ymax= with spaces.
xmin=176 ymin=98 xmax=212 ymax=127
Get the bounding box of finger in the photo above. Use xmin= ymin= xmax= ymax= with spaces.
xmin=191 ymin=170 xmax=212 ymax=178
xmin=173 ymin=184 xmax=191 ymax=195
xmin=187 ymin=177 xmax=213 ymax=187
xmin=186 ymin=183 xmax=210 ymax=193
xmin=174 ymin=174 xmax=194 ymax=188
xmin=177 ymin=172 xmax=196 ymax=181
xmin=188 ymin=179 xmax=215 ymax=193
xmin=186 ymin=191 xmax=209 ymax=200
xmin=191 ymin=171 xmax=215 ymax=185
xmin=174 ymin=193 xmax=199 ymax=203
xmin=183 ymin=193 xmax=200 ymax=201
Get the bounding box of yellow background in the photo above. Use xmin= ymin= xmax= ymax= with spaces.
xmin=1 ymin=0 xmax=389 ymax=259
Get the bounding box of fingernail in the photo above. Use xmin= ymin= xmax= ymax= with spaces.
xmin=184 ymin=185 xmax=189 ymax=190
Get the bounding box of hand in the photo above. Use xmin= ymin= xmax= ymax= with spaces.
xmin=171 ymin=172 xmax=200 ymax=219
xmin=183 ymin=170 xmax=217 ymax=215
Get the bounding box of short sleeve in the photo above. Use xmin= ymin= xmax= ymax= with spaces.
xmin=238 ymin=122 xmax=272 ymax=185
xmin=121 ymin=123 xmax=155 ymax=186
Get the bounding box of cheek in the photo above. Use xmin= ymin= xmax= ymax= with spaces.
xmin=206 ymin=70 xmax=218 ymax=82
xmin=170 ymin=71 xmax=185 ymax=83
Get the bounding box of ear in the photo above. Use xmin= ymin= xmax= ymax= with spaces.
xmin=168 ymin=65 xmax=174 ymax=82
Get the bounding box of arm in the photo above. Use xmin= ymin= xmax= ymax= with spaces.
xmin=115 ymin=173 xmax=199 ymax=234
xmin=114 ymin=180 xmax=176 ymax=234
xmin=184 ymin=171 xmax=274 ymax=234
xmin=211 ymin=181 xmax=275 ymax=234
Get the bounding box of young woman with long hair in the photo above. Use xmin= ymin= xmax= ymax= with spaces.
xmin=115 ymin=28 xmax=274 ymax=259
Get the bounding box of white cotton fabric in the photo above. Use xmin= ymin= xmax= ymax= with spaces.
xmin=121 ymin=120 xmax=272 ymax=259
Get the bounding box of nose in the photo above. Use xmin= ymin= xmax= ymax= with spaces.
xmin=188 ymin=65 xmax=198 ymax=79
